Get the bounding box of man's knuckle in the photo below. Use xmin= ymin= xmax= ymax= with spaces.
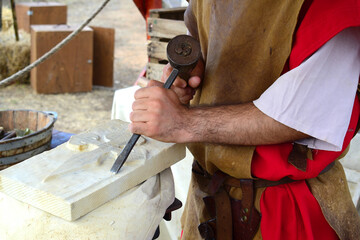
xmin=149 ymin=99 xmax=160 ymax=109
xmin=134 ymin=89 xmax=143 ymax=99
xmin=129 ymin=124 xmax=137 ymax=133
xmin=148 ymin=80 xmax=155 ymax=86
xmin=154 ymin=86 xmax=164 ymax=94
xmin=149 ymin=125 xmax=159 ymax=137
xmin=149 ymin=112 xmax=159 ymax=122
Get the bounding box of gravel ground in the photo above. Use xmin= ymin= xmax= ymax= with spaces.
xmin=0 ymin=0 xmax=148 ymax=133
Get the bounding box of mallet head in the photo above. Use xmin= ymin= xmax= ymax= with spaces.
xmin=167 ymin=35 xmax=201 ymax=80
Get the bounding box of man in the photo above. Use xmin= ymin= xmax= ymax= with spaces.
xmin=130 ymin=0 xmax=360 ymax=239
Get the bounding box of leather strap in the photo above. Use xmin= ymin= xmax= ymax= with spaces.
xmin=288 ymin=143 xmax=309 ymax=171
xmin=200 ymin=177 xmax=261 ymax=240
xmin=198 ymin=169 xmax=261 ymax=240
xmin=203 ymin=171 xmax=233 ymax=239
xmin=199 ymin=197 xmax=217 ymax=240
xmin=198 ymin=218 xmax=216 ymax=240
xmin=224 ymin=176 xmax=296 ymax=189
xmin=319 ymin=161 xmax=335 ymax=175
xmin=208 ymin=171 xmax=228 ymax=195
xmin=231 ymin=197 xmax=261 ymax=240
xmin=192 ymin=160 xmax=297 ymax=189
xmin=215 ymin=188 xmax=233 ymax=240
xmin=203 ymin=196 xmax=216 ymax=218
xmin=240 ymin=180 xmax=254 ymax=210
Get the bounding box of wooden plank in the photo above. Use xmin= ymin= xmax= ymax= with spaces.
xmin=8 ymin=110 xmax=14 ymax=131
xmin=14 ymin=110 xmax=29 ymax=130
xmin=148 ymin=17 xmax=187 ymax=39
xmin=147 ymin=40 xmax=168 ymax=60
xmin=28 ymin=111 xmax=38 ymax=132
xmin=0 ymin=120 xmax=185 ymax=221
xmin=91 ymin=26 xmax=115 ymax=87
xmin=146 ymin=62 xmax=166 ymax=81
xmin=30 ymin=25 xmax=93 ymax=94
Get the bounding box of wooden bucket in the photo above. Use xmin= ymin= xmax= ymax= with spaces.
xmin=0 ymin=110 xmax=57 ymax=170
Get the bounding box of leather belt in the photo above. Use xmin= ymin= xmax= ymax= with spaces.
xmin=192 ymin=159 xmax=334 ymax=189
xmin=192 ymin=160 xmax=297 ymax=189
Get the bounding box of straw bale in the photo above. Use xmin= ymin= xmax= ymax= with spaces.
xmin=0 ymin=28 xmax=31 ymax=83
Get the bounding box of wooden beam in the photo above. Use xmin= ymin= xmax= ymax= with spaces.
xmin=0 ymin=120 xmax=185 ymax=221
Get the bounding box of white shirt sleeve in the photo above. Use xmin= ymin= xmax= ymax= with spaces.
xmin=253 ymin=27 xmax=360 ymax=151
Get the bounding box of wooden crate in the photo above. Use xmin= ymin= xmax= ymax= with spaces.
xmin=146 ymin=7 xmax=187 ymax=81
xmin=16 ymin=2 xmax=67 ymax=33
xmin=30 ymin=25 xmax=93 ymax=94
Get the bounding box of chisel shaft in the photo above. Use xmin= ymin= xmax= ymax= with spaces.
xmin=110 ymin=68 xmax=179 ymax=174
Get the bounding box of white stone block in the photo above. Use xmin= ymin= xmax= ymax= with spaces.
xmin=0 ymin=120 xmax=185 ymax=221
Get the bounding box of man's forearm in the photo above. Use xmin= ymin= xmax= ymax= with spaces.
xmin=183 ymin=102 xmax=309 ymax=145
xmin=130 ymin=86 xmax=308 ymax=145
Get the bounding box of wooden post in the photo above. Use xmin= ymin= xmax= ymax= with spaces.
xmin=10 ymin=0 xmax=19 ymax=41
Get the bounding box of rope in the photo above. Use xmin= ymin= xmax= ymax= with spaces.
xmin=0 ymin=0 xmax=112 ymax=88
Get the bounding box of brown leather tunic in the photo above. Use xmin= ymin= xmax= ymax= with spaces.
xmin=186 ymin=0 xmax=304 ymax=178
